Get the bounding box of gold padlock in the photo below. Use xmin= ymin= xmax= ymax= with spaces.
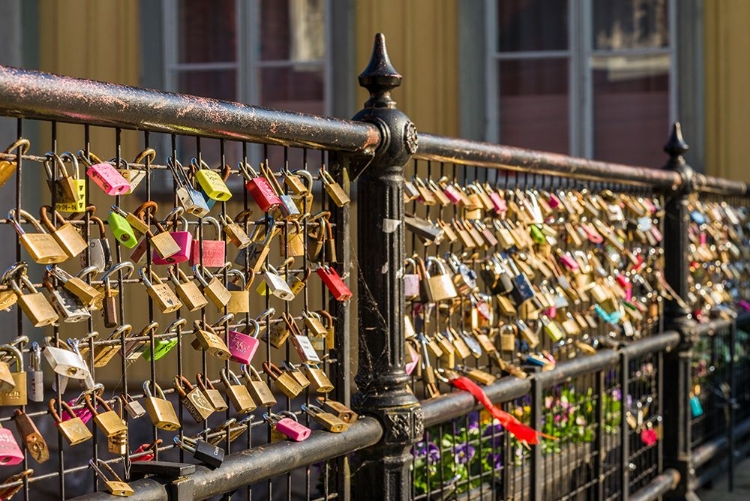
xmin=302 ymin=403 xmax=347 ymax=432
xmin=0 ymin=346 xmax=27 ymax=406
xmin=193 ymin=264 xmax=231 ymax=309
xmin=263 ymin=361 xmax=304 ymax=398
xmin=8 ymin=209 xmax=67 ymax=264
xmin=226 ymin=269 xmax=250 ymax=314
xmin=143 ymin=381 xmax=180 ymax=431
xmin=282 ymin=361 xmax=311 ymax=390
xmin=320 ymin=166 xmax=350 ymax=207
xmin=174 ymin=375 xmax=214 ymax=423
xmin=315 ymin=397 xmax=358 ymax=423
xmin=169 ymin=267 xmax=208 ymax=311
xmin=196 ymin=372 xmax=228 ymax=412
xmin=85 ymin=394 xmax=127 ymax=438
xmin=191 ymin=320 xmax=231 ymax=360
xmin=50 ymin=399 xmax=92 ymax=446
xmin=263 ymin=311 xmax=293 ymax=348
xmin=241 ymin=364 xmax=277 ymax=407
xmin=47 ymin=265 xmax=103 ymax=308
xmin=220 ymin=213 xmax=252 ymax=250
xmin=11 ymin=274 xmax=59 ymax=327
xmin=39 ymin=205 xmax=87 ymax=259
xmin=0 ymin=138 xmax=29 ymax=189
xmin=221 ymin=368 xmax=257 ymax=414
xmin=89 ymin=459 xmax=134 ymax=497
xmin=140 ymin=268 xmax=182 ymax=313
xmin=303 ymin=363 xmax=334 ymax=393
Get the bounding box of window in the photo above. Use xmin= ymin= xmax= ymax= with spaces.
xmin=486 ymin=0 xmax=675 ymax=167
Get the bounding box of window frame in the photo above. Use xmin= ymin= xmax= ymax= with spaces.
xmin=484 ymin=0 xmax=678 ymax=160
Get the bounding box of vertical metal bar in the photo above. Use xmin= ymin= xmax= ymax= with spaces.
xmin=350 ymin=34 xmax=421 ymax=501
xmin=530 ymin=378 xmax=542 ymax=501
xmin=594 ymin=370 xmax=604 ymax=500
xmin=621 ymin=353 xmax=630 ymax=501
xmin=728 ymin=319 xmax=737 ymax=491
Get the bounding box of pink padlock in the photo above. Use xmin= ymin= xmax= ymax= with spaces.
xmin=738 ymin=300 xmax=750 ymax=311
xmin=547 ymin=193 xmax=561 ymax=209
xmin=190 ymin=216 xmax=225 ymax=267
xmin=405 ymin=341 xmax=420 ymax=375
xmin=153 ymin=209 xmax=192 ymax=265
xmin=82 ymin=152 xmax=131 ymax=196
xmin=62 ymin=397 xmax=95 ymax=425
xmin=228 ymin=319 xmax=260 ymax=365
xmin=0 ymin=426 xmax=24 ymax=465
xmin=558 ymin=252 xmax=579 ymax=272
xmin=403 ymin=258 xmax=420 ymax=301
xmin=489 ymin=191 xmax=507 ymax=214
xmin=265 ymin=412 xmax=311 ymax=441
xmin=441 ymin=181 xmax=463 ymax=204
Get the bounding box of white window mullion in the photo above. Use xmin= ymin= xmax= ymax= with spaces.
xmin=485 ymin=0 xmax=499 ymax=144
xmin=581 ymin=0 xmax=594 ymax=159
xmin=668 ymin=0 xmax=678 ymax=124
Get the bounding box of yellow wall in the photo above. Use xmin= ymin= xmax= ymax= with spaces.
xmin=704 ymin=0 xmax=750 ymax=182
xmin=355 ymin=0 xmax=459 ymax=138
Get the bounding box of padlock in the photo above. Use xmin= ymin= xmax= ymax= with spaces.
xmin=264 ymin=412 xmax=311 ymax=441
xmin=140 ymin=268 xmax=182 ymax=313
xmin=39 ymin=205 xmax=87 ymax=260
xmin=66 ymin=338 xmax=98 ymax=391
xmin=121 ymin=147 xmax=153 ymax=194
xmin=89 ymin=459 xmax=134 ymax=497
xmin=50 ymin=399 xmax=92 ymax=445
xmin=168 ymin=267 xmax=208 ymax=311
xmin=263 ymin=361 xmax=304 ymax=398
xmin=109 ymin=204 xmax=150 ymax=247
xmin=141 ymin=209 xmax=183 ymax=262
xmin=226 ymin=269 xmax=251 ymax=313
xmin=281 ymin=360 xmax=311 ymax=390
xmin=0 ymin=138 xmax=29 ymax=189
xmin=13 ymin=409 xmax=48 ymax=464
xmin=499 ymin=324 xmax=517 ymax=352
xmin=11 ymin=274 xmax=58 ymax=327
xmin=404 ymin=258 xmax=421 ymax=301
xmin=458 ymin=365 xmax=496 ymax=386
xmin=303 ymin=363 xmax=333 ymax=393
xmin=317 ymin=265 xmax=352 ymax=301
xmin=196 ymin=373 xmax=228 ymax=412
xmin=167 ymin=157 xmax=210 ymax=217
xmin=84 ymin=394 xmax=127 ymax=438
xmin=81 ymin=151 xmax=131 ymax=195
xmin=282 ymin=165 xmax=308 ymax=195
xmin=82 ymin=215 xmax=112 ymax=272
xmin=124 ymin=322 xmax=160 ymax=366
xmin=423 ymin=257 xmax=458 ymax=302
xmin=174 ymin=375 xmax=215 ymax=423
xmin=221 ymin=368 xmax=257 ymax=414
xmin=289 ymin=318 xmax=321 ymax=364
xmin=302 ymin=403 xmax=347 ymax=432
xmin=235 ymin=215 xmax=278 ymax=272
xmin=240 ymin=161 xmax=282 ymax=211
xmin=193 ymin=264 xmax=231 ymax=309
xmin=302 ymin=310 xmax=328 ymax=350
xmin=220 ymin=213 xmax=252 ymax=249
xmin=143 ymin=381 xmax=180 ymax=431
xmin=228 ymin=319 xmax=261 ymax=365
xmin=8 ymin=209 xmax=68 ymax=264
xmin=261 ymin=264 xmax=295 ymax=301
xmin=191 ymin=320 xmax=231 ymax=360
xmin=175 ymin=436 xmax=225 ymax=469
xmin=319 ymin=165 xmax=350 ymax=207
xmin=29 ymin=342 xmax=44 ymax=403
xmin=262 ymin=311 xmax=292 ymax=348
xmin=315 ymin=397 xmax=358 ymax=423
xmin=47 ymin=265 xmax=103 ymax=308
xmin=0 ymin=423 xmax=24 ymax=466
xmin=120 ymin=393 xmax=147 ymax=420
xmin=282 ymin=219 xmax=305 ymax=257
xmin=108 ymin=429 xmax=128 ymax=456
xmin=192 ymin=157 xmax=232 ymax=202
xmin=260 ymin=162 xmax=300 ymax=220
xmin=42 ymin=273 xmax=89 ymax=323
xmin=44 ymin=152 xmax=79 ymax=204
xmin=152 ymin=208 xmax=192 ymax=264
xmin=0 ymin=346 xmax=26 ymax=406
xmin=241 ymin=364 xmax=277 ymax=407
xmin=190 ymin=217 xmax=225 ymax=267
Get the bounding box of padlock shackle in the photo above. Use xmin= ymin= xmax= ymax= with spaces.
xmin=220 ymin=368 xmax=242 ymax=387
xmin=0 ymin=345 xmax=22 ymax=370
xmin=199 ymin=216 xmax=221 ymax=240
xmin=43 ymin=152 xmax=65 ymax=181
xmin=173 ymin=375 xmax=195 ymax=397
xmin=241 ymin=364 xmax=262 ymax=382
xmin=260 ymin=162 xmax=284 ymax=196
xmin=49 ymin=398 xmax=77 ymax=423
xmin=196 ymin=372 xmax=218 ymax=392
xmin=300 ymin=403 xmax=325 ymax=417
xmin=84 ymin=394 xmax=115 ymax=415
xmin=75 ymin=150 xmax=105 ymax=168
xmin=1 ymin=261 xmax=27 ymax=285
xmin=133 ymin=147 xmax=156 ymax=164
xmin=3 ymin=138 xmax=29 ymax=156
xmin=226 ymin=269 xmax=245 ymax=288
xmin=212 ymin=314 xmax=235 ymax=330
xmin=164 ymin=317 xmax=187 ymax=334
xmin=262 ymin=361 xmax=283 ymax=379
xmin=166 ymin=157 xmax=193 ymax=188
xmin=39 ymin=205 xmax=70 ymax=232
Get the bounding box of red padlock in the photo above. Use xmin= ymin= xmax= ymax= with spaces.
xmin=190 ymin=216 xmax=225 ymax=267
xmin=153 ymin=208 xmax=192 ymax=265
xmin=317 ymin=265 xmax=352 ymax=301
xmin=240 ymin=161 xmax=281 ymax=212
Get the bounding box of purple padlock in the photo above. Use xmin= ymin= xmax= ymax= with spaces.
xmin=153 ymin=209 xmax=192 ymax=265
xmin=265 ymin=412 xmax=311 ymax=441
xmin=0 ymin=427 xmax=24 ymax=465
xmin=228 ymin=319 xmax=260 ymax=365
xmin=83 ymin=152 xmax=131 ymax=196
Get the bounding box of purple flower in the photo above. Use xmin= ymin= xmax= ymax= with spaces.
xmin=482 ymin=422 xmax=504 ymax=449
xmin=467 ymin=411 xmax=480 ymax=431
xmin=612 ymin=388 xmax=622 ymax=402
xmin=486 ymin=452 xmax=502 ymax=469
xmin=454 ymin=443 xmax=475 ymax=464
xmin=413 ymin=441 xmax=441 ymax=464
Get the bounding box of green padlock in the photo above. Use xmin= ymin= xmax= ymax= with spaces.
xmin=143 ymin=318 xmax=186 ymax=361
xmin=107 ymin=208 xmax=138 ymax=248
xmin=529 ymin=224 xmax=546 ymax=245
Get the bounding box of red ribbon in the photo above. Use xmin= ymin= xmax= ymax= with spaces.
xmin=450 ymin=376 xmax=555 ymax=445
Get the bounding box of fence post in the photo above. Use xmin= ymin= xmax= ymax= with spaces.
xmin=661 ymin=123 xmax=699 ymax=500
xmin=350 ymin=34 xmax=422 ymax=501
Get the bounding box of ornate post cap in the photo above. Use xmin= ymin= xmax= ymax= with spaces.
xmin=663 ymin=122 xmax=694 ymax=194
xmin=358 ymin=33 xmax=403 ymax=109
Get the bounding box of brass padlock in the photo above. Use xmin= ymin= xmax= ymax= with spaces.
xmin=174 ymin=375 xmax=214 ymax=423
xmin=191 ymin=320 xmax=231 ymax=360
xmin=263 ymin=361 xmax=304 ymax=398
xmin=169 ymin=267 xmax=208 ymax=311
xmin=50 ymin=399 xmax=92 ymax=446
xmin=282 ymin=219 xmax=305 ymax=257
xmin=424 ymin=256 xmax=458 ymax=302
xmin=303 ymin=310 xmax=328 ymax=350
xmin=107 ymin=431 xmax=128 ymax=456
xmin=221 ymin=368 xmax=256 ymax=414
xmin=143 ymin=381 xmax=180 ymax=431
xmin=226 ymin=269 xmax=250 ymax=314
xmin=264 ymin=311 xmax=293 ymax=348
xmin=459 ymin=365 xmax=496 ymax=386
xmin=0 ymin=346 xmax=27 ymax=406
xmin=139 ymin=268 xmax=182 ymax=313
xmin=196 ymin=372 xmax=228 ymax=412
xmin=89 ymin=459 xmax=134 ymax=497
xmin=0 ymin=138 xmax=29 ymax=189
xmin=301 ymin=403 xmax=347 ymax=432
xmin=220 ymin=213 xmax=252 ymax=250
xmin=499 ymin=325 xmax=517 ymax=352
xmin=39 ymin=205 xmax=87 ymax=259
xmin=315 ymin=397 xmax=358 ymax=423
xmin=320 ymin=166 xmax=350 ymax=207
xmin=8 ymin=209 xmax=67 ymax=264
xmin=144 ymin=210 xmax=182 ymax=260
xmin=13 ymin=409 xmax=49 ymax=463
xmin=282 ymin=361 xmax=311 ymax=389
xmin=85 ymin=394 xmax=127 ymax=438
xmin=193 ymin=264 xmax=231 ymax=309
xmin=91 ymin=325 xmax=132 ymax=368
xmin=47 ymin=265 xmax=103 ymax=308
xmin=303 ymin=363 xmax=334 ymax=393
xmin=241 ymin=364 xmax=277 ymax=407
xmin=11 ymin=274 xmax=59 ymax=327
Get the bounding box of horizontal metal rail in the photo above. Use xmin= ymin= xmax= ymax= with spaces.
xmin=621 ymin=331 xmax=681 ymax=358
xmin=0 ymin=65 xmax=380 ymax=153
xmin=415 ymin=132 xmax=683 ymax=189
xmin=695 ymin=173 xmax=749 ymax=196
xmin=69 ymin=417 xmax=383 ymax=501
xmin=691 ymin=415 xmax=750 ymax=470
xmin=694 ymin=318 xmax=734 ymax=336
xmin=629 ymin=469 xmax=680 ymax=501
xmin=689 ymin=416 xmax=750 ymax=492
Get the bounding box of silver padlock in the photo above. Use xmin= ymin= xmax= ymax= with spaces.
xmin=43 ymin=337 xmax=91 ymax=380
xmin=29 ymin=342 xmax=44 ymax=402
xmin=261 ymin=264 xmax=295 ymax=301
xmin=43 ymin=274 xmax=90 ymax=323
xmin=67 ymin=337 xmax=97 ymax=391
xmin=168 ymin=157 xmax=210 ymax=217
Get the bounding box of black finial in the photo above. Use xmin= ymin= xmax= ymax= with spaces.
xmin=664 ymin=122 xmax=689 ymax=164
xmin=358 ymin=33 xmax=402 ymax=109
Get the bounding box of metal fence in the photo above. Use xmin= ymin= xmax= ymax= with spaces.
xmin=0 ymin=33 xmax=744 ymax=501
